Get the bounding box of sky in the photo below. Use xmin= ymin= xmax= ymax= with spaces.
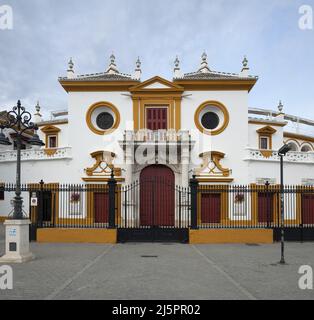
xmin=0 ymin=0 xmax=313 ymax=120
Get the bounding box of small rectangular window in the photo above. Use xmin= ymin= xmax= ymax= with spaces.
xmin=48 ymin=135 xmax=57 ymax=148
xmin=260 ymin=137 xmax=269 ymax=150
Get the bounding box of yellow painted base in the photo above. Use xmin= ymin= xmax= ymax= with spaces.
xmin=37 ymin=228 xmax=117 ymax=244
xmin=189 ymin=229 xmax=273 ymax=244
xmin=0 ymin=216 xmax=7 ymax=223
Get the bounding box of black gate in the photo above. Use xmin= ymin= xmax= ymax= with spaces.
xmin=117 ymin=178 xmax=190 ymax=243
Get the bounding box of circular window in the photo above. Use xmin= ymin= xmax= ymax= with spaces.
xmin=86 ymin=102 xmax=120 ymax=135
xmin=194 ymin=101 xmax=229 ymax=135
xmin=96 ymin=112 xmax=114 ymax=130
xmin=201 ymin=112 xmax=220 ymax=130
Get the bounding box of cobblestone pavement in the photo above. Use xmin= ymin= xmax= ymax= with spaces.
xmin=0 ymin=224 xmax=313 ymax=300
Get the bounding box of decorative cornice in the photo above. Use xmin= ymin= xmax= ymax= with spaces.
xmin=173 ymin=79 xmax=257 ymax=92
xmin=256 ymin=126 xmax=277 ymax=135
xmin=59 ymin=80 xmax=139 ymax=92
xmin=37 ymin=120 xmax=68 ymax=127
xmin=249 ymin=119 xmax=287 ymax=127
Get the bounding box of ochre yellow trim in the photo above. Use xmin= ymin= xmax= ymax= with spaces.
xmin=189 ymin=229 xmax=273 ymax=244
xmin=129 ymin=78 xmax=183 ymax=131
xmin=197 ymin=185 xmax=229 ymax=225
xmin=44 ymin=148 xmax=58 ymax=156
xmin=37 ymin=228 xmax=117 ymax=243
xmin=250 ymin=184 xmax=280 ymax=225
xmin=260 ymin=150 xmax=273 ymax=158
xmin=59 ymin=80 xmax=139 ymax=93
xmin=85 ymin=184 xmax=122 ymax=226
xmin=0 ymin=216 xmax=7 ymax=223
xmin=132 ymin=98 xmax=140 ymax=130
xmin=284 ymin=132 xmax=314 ymax=143
xmin=173 ymin=79 xmax=257 ymax=92
xmin=139 ymin=100 xmax=176 ymax=130
xmin=194 ymin=100 xmax=229 ymax=136
xmin=196 ymin=178 xmax=234 ymax=183
xmin=41 ymin=125 xmax=61 ymax=133
xmin=129 ymin=76 xmax=184 ymax=93
xmin=174 ymin=98 xmax=181 ymax=131
xmin=41 ymin=125 xmax=60 ymax=149
xmin=86 ymin=101 xmax=120 ymax=135
xmin=257 ymin=126 xmax=277 ymax=151
xmin=82 ymin=177 xmax=125 ymax=182
xmin=85 ymin=151 xmax=121 ymax=177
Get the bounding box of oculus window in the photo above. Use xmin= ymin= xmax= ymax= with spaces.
xmin=86 ymin=102 xmax=120 ymax=135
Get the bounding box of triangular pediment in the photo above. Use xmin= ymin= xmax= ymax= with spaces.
xmin=256 ymin=125 xmax=277 ymax=134
xmin=129 ymin=76 xmax=184 ymax=92
xmin=41 ymin=125 xmax=61 ymax=133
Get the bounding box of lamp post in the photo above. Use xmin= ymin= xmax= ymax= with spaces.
xmin=0 ymin=100 xmax=44 ymax=263
xmin=278 ymin=144 xmax=291 ymax=265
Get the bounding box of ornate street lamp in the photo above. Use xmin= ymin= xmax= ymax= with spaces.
xmin=0 ymin=100 xmax=44 ymax=263
xmin=0 ymin=100 xmax=45 ymax=219
xmin=278 ymin=143 xmax=291 ymax=264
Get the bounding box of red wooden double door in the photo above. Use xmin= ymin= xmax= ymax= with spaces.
xmin=140 ymin=165 xmax=175 ymax=227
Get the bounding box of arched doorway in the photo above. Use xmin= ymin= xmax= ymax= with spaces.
xmin=140 ymin=165 xmax=175 ymax=227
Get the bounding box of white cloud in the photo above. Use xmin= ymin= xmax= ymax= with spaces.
xmin=0 ymin=0 xmax=312 ymax=119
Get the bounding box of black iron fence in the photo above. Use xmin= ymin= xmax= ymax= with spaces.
xmin=192 ymin=184 xmax=314 ymax=229
xmin=0 ymin=180 xmax=313 ymax=236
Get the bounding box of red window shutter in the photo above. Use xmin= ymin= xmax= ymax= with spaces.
xmin=146 ymin=108 xmax=167 ymax=130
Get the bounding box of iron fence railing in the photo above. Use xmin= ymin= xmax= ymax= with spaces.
xmin=0 ymin=182 xmax=313 ymax=230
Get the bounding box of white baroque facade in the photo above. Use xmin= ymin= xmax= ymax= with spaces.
xmin=0 ymin=53 xmax=314 ymax=219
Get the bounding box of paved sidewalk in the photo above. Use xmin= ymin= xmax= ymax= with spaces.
xmin=0 ymin=225 xmax=313 ymax=300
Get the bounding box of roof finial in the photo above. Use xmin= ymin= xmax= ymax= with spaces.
xmin=198 ymin=51 xmax=210 ymax=73
xmin=110 ymin=53 xmax=115 ymax=64
xmin=202 ymin=51 xmax=207 ymax=62
xmin=67 ymin=57 xmax=75 ymax=78
xmin=173 ymin=55 xmax=182 ymax=78
xmin=35 ymin=101 xmax=40 ymax=113
xmin=33 ymin=101 xmax=42 ymax=123
xmin=68 ymin=57 xmax=74 ymax=71
xmin=240 ymin=55 xmax=250 ymax=77
xmin=278 ymin=100 xmax=284 ymax=113
xmin=106 ymin=52 xmax=119 ymax=74
xmin=174 ymin=56 xmax=180 ymax=69
xmin=133 ymin=57 xmax=142 ymax=80
xmin=135 ymin=56 xmax=141 ymax=70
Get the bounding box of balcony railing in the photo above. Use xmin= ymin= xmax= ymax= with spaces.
xmin=245 ymin=148 xmax=314 ymax=163
xmin=0 ymin=147 xmax=72 ymax=162
xmin=123 ymin=129 xmax=191 ymax=143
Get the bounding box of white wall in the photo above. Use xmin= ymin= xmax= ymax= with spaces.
xmin=181 ymin=90 xmax=249 ymax=184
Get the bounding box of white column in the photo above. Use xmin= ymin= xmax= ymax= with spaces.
xmin=181 ymin=131 xmax=190 ymax=187
xmin=125 ymin=131 xmax=134 ymax=185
